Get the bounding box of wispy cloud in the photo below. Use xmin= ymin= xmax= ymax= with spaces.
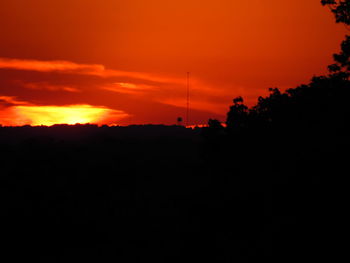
xmin=0 ymin=57 xmax=183 ymax=84
xmin=0 ymin=58 xmax=231 ymax=120
xmin=0 ymin=96 xmax=31 ymax=107
xmin=20 ymin=81 xmax=81 ymax=93
xmin=102 ymin=82 xmax=157 ymax=95
xmin=0 ymin=58 xmax=104 ymax=73
xmin=100 ymin=78 xmax=231 ymax=114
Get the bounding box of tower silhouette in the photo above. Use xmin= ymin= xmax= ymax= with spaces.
xmin=186 ymin=72 xmax=190 ymax=127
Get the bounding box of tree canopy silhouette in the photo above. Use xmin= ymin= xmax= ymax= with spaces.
xmin=321 ymin=0 xmax=350 ymax=25
xmin=322 ymin=0 xmax=350 ymax=78
xmin=215 ymin=1 xmax=350 ymax=137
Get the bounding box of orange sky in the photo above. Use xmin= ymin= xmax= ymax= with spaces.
xmin=0 ymin=0 xmax=347 ymax=126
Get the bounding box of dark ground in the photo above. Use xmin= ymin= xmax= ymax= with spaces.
xmin=0 ymin=124 xmax=347 ymax=261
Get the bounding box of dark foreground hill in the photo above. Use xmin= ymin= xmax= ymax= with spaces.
xmin=0 ymin=123 xmax=347 ymax=261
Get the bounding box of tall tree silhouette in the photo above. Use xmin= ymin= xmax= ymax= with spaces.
xmin=322 ymin=0 xmax=350 ymax=78
xmin=226 ymin=96 xmax=248 ymax=132
xmin=223 ymin=1 xmax=350 ymax=135
xmin=321 ymin=0 xmax=350 ymax=25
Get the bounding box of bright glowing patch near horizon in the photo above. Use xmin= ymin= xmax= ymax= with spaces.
xmin=9 ymin=104 xmax=129 ymax=126
xmin=102 ymin=82 xmax=157 ymax=95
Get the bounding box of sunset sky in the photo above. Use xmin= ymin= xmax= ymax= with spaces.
xmin=0 ymin=0 xmax=347 ymax=126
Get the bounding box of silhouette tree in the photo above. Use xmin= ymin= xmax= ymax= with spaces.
xmin=251 ymin=88 xmax=291 ymax=126
xmin=322 ymin=0 xmax=350 ymax=77
xmin=177 ymin=117 xmax=183 ymax=126
xmin=201 ymin=118 xmax=224 ymax=139
xmin=207 ymin=119 xmax=222 ymax=130
xmin=321 ymin=0 xmax=350 ymax=25
xmin=226 ymin=96 xmax=248 ymax=132
xmin=199 ymin=3 xmax=350 ymax=258
xmin=327 ymin=35 xmax=350 ymax=78
xmin=221 ymin=1 xmax=350 ymax=135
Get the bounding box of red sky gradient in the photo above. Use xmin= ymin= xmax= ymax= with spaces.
xmin=0 ymin=0 xmax=347 ymax=126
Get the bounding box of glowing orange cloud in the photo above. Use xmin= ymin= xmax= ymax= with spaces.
xmin=0 ymin=58 xmax=274 ymax=116
xmin=0 ymin=58 xmax=104 ymax=74
xmin=102 ymin=82 xmax=157 ymax=95
xmin=0 ymin=96 xmax=31 ymax=106
xmin=0 ymin=58 xmax=183 ymax=84
xmin=0 ymin=103 xmax=129 ymax=126
xmin=20 ymin=82 xmax=81 ymax=92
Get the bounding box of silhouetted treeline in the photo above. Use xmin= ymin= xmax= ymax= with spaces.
xmin=1 ymin=89 xmax=348 ymax=260
xmin=1 ymin=124 xmax=216 ymax=262
xmin=0 ymin=124 xmax=200 ymax=143
xmin=2 ymin=72 xmax=349 ymax=260
xmin=198 ymin=1 xmax=350 ymax=255
xmin=200 ymin=39 xmax=350 ymax=259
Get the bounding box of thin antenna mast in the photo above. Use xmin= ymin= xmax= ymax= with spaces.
xmin=186 ymin=72 xmax=190 ymax=127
